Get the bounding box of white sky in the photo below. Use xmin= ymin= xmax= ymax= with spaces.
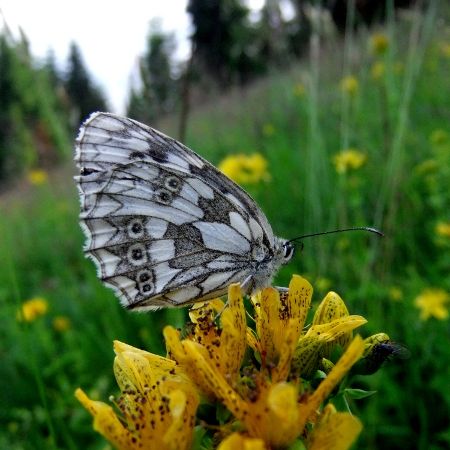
xmin=1 ymin=0 xmax=265 ymax=113
xmin=0 ymin=0 xmax=191 ymax=113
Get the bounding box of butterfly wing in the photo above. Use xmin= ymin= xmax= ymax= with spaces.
xmin=75 ymin=112 xmax=275 ymax=310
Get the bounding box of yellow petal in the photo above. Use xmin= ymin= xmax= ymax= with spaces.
xmin=114 ymin=340 xmax=177 ymax=377
xmin=291 ymin=335 xmax=323 ymax=378
xmin=218 ymin=432 xmax=267 ymax=450
xmin=271 ymin=318 xmax=301 ymax=382
xmin=163 ymin=389 xmax=197 ymax=450
xmin=267 ymin=382 xmax=298 ymax=423
xmin=308 ymin=411 xmax=362 ymax=450
xmin=313 ymin=292 xmax=353 ymax=355
xmin=308 ymin=336 xmax=364 ymax=412
xmin=219 ymin=283 xmax=247 ymax=379
xmin=75 ymin=388 xmax=138 ymax=450
xmin=182 ymin=340 xmax=249 ymax=420
xmin=286 ymin=275 xmax=313 ymax=333
xmin=255 ymin=287 xmax=280 ymax=363
xmin=306 ymin=316 xmax=367 ymax=342
xmin=164 ymin=326 xmax=217 ymax=399
xmin=313 ymin=292 xmax=349 ymax=324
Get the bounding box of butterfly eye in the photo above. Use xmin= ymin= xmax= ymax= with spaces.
xmin=283 ymin=243 xmax=295 ymax=260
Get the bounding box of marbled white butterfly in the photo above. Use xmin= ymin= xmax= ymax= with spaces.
xmin=75 ymin=112 xmax=294 ymax=310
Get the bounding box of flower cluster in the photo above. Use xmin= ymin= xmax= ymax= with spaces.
xmin=77 ymin=276 xmax=393 ymax=449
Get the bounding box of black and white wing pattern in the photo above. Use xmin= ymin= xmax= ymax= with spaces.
xmin=75 ymin=112 xmax=293 ymax=310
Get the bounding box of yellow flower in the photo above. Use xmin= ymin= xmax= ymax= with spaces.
xmin=76 ymin=341 xmax=199 ymax=450
xmin=370 ymin=33 xmax=389 ymax=55
xmin=436 ymin=222 xmax=450 ymax=238
xmin=27 ymin=169 xmax=48 ymax=185
xmin=415 ymin=288 xmax=449 ymax=321
xmin=77 ymin=276 xmax=393 ymax=449
xmin=340 ymin=75 xmax=359 ymax=96
xmin=371 ymin=61 xmax=385 ymax=80
xmin=53 ymin=316 xmax=71 ymax=332
xmin=218 ymin=153 xmax=270 ymax=184
xmin=293 ymin=82 xmax=306 ymax=97
xmin=333 ymin=148 xmax=367 ymax=174
xmin=307 ymin=404 xmax=362 ymax=450
xmin=17 ymin=297 xmax=48 ymax=322
xmin=166 ymin=276 xmax=365 ymax=448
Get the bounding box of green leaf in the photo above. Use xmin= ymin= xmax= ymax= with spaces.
xmin=344 ymin=388 xmax=377 ymax=399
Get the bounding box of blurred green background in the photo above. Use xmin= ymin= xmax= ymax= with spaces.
xmin=1 ymin=1 xmax=449 ymax=449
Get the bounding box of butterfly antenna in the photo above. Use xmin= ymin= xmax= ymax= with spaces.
xmin=287 ymin=226 xmax=383 ymax=244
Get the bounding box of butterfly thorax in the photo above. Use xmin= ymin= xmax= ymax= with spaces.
xmin=247 ymin=236 xmax=294 ymax=293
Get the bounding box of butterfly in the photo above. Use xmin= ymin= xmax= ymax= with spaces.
xmin=75 ymin=112 xmax=294 ymax=310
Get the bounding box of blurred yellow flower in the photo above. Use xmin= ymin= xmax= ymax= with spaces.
xmin=414 ymin=288 xmax=449 ymax=321
xmin=429 ymin=129 xmax=449 ymax=146
xmin=262 ymin=123 xmax=275 ymax=137
xmin=218 ymin=153 xmax=270 ymax=184
xmin=370 ymin=33 xmax=389 ymax=55
xmin=293 ymin=82 xmax=306 ymax=97
xmin=333 ymin=149 xmax=367 ymax=174
xmin=27 ymin=169 xmax=48 ymax=186
xmin=436 ymin=222 xmax=450 ymax=238
xmin=389 ymin=287 xmax=403 ymax=302
xmin=440 ymin=42 xmax=450 ymax=58
xmin=18 ymin=297 xmax=48 ymax=322
xmin=371 ymin=61 xmax=385 ymax=80
xmin=53 ymin=316 xmax=71 ymax=332
xmin=340 ymin=75 xmax=359 ymax=96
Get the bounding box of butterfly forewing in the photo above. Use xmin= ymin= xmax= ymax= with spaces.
xmin=75 ymin=112 xmax=279 ymax=310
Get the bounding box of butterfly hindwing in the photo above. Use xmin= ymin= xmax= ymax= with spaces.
xmin=75 ymin=112 xmax=277 ymax=310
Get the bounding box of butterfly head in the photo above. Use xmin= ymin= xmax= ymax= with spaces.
xmin=281 ymin=240 xmax=295 ymax=262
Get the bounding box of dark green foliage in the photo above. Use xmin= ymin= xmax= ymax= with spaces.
xmin=188 ymin=0 xmax=266 ymax=86
xmin=0 ymin=34 xmax=71 ymax=184
xmin=127 ymin=22 xmax=179 ymax=124
xmin=64 ymin=42 xmax=108 ymax=125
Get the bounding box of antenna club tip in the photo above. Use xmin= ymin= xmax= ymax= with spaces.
xmin=365 ymin=227 xmax=384 ymax=237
